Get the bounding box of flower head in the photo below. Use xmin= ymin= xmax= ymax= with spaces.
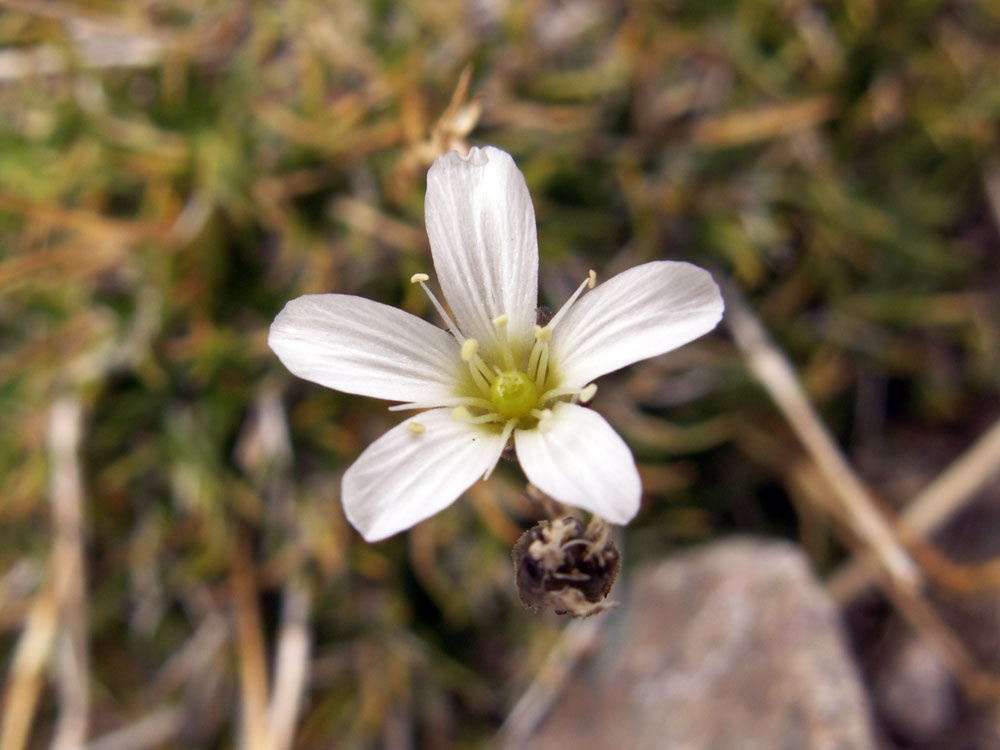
xmin=268 ymin=147 xmax=723 ymax=541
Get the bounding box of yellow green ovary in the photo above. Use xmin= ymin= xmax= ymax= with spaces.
xmin=490 ymin=371 xmax=539 ymax=419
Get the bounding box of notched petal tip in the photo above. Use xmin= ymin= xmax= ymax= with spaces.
xmin=431 ymin=144 xmax=499 ymax=170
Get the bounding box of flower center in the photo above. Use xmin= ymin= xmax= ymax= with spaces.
xmin=490 ymin=371 xmax=539 ymax=419
xmin=401 ymin=270 xmax=601 ymax=467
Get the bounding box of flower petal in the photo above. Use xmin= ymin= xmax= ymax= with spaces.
xmin=425 ymin=147 xmax=539 ymax=361
xmin=342 ymin=409 xmax=507 ymax=541
xmin=269 ymin=294 xmax=462 ymax=403
xmin=514 ymin=402 xmax=640 ymax=524
xmin=550 ymin=261 xmax=723 ymax=388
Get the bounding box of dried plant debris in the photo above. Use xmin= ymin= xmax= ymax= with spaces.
xmin=512 ymin=517 xmax=621 ymax=617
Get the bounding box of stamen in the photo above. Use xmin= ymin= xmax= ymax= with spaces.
xmin=460 ymin=338 xmax=479 ymax=362
xmin=538 ymin=383 xmax=598 ymax=406
xmin=457 ymin=336 xmax=496 ymax=394
xmin=474 ymin=357 xmax=496 ymax=382
xmin=536 ymin=343 xmax=550 ymax=390
xmin=408 ymin=422 xmax=426 ymax=434
xmin=493 ymin=313 xmax=516 ymax=370
xmin=465 ymin=413 xmax=505 ymax=425
xmin=539 ymin=386 xmax=578 ymax=403
xmin=468 ymin=363 xmax=493 ymax=397
xmin=411 ymin=272 xmax=462 ymax=340
xmin=544 ymin=270 xmax=596 ymax=334
xmin=527 ymin=326 xmax=550 ymax=381
xmin=483 ymin=419 xmax=518 ymax=479
xmin=451 ymin=405 xmax=504 ymax=425
xmin=388 ymin=396 xmax=493 ymax=412
xmin=527 ymin=344 xmax=541 ymax=381
xmin=536 ymin=409 xmax=555 ymax=433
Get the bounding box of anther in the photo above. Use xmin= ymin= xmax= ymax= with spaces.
xmin=408 ymin=422 xmax=426 ymax=434
xmin=537 ymin=409 xmax=555 ymax=433
xmin=493 ymin=313 xmax=509 ymax=328
xmin=534 ymin=325 xmax=552 ymax=343
xmin=546 ymin=273 xmax=594 ymax=332
xmin=579 ymin=383 xmax=598 ymax=403
xmin=452 ymin=406 xmax=471 ymax=420
xmin=411 ymin=272 xmax=463 ymax=341
xmin=461 ymin=338 xmax=479 ymax=362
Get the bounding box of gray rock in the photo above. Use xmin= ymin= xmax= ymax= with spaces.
xmin=873 ymin=631 xmax=957 ymax=744
xmin=526 ymin=538 xmax=876 ymax=750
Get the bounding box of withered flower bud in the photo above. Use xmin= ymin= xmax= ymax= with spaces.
xmin=511 ymin=516 xmax=621 ymax=618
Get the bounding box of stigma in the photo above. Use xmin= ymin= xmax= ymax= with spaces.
xmin=490 ymin=371 xmax=539 ymax=418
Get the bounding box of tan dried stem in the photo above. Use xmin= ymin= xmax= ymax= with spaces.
xmin=232 ymin=538 xmax=275 ymax=750
xmin=725 ymin=285 xmax=920 ymax=589
xmin=725 ymin=283 xmax=999 ymax=699
xmin=1 ymin=397 xmax=91 ymax=750
xmin=493 ymin=618 xmax=604 ymax=749
xmin=829 ymin=416 xmax=1000 ymax=603
xmin=0 ymin=581 xmax=58 ymax=750
xmin=235 ymin=389 xmax=312 ymax=750
xmin=47 ymin=397 xmax=91 ymax=750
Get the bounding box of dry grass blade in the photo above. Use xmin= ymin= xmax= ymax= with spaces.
xmin=724 ymin=283 xmax=1000 ymax=700
xmin=246 ymin=392 xmax=312 ymax=750
xmin=724 ymin=283 xmax=920 ymax=590
xmin=690 ymin=96 xmax=839 ymax=147
xmin=493 ymin=618 xmax=604 ymax=749
xmin=268 ymin=579 xmax=312 ymax=750
xmin=232 ymin=538 xmax=275 ymax=750
xmin=84 ymin=707 xmax=186 ymax=750
xmin=48 ymin=397 xmax=91 ymax=750
xmin=0 ymin=582 xmax=58 ymax=750
xmin=830 ymin=417 xmax=1000 ymax=603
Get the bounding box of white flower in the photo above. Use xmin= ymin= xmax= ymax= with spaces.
xmin=268 ymin=147 xmax=724 ymax=542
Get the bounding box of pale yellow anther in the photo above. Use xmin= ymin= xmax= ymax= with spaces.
xmin=492 ymin=313 xmax=509 ymax=328
xmin=588 ymin=269 xmax=597 ymax=289
xmin=534 ymin=325 xmax=552 ymax=343
xmin=579 ymin=383 xmax=598 ymax=403
xmin=537 ymin=408 xmax=555 ymax=432
xmin=460 ymin=338 xmax=479 ymax=362
xmin=410 ymin=272 xmax=430 ymax=284
xmin=408 ymin=421 xmax=426 ymax=434
xmin=452 ymin=406 xmax=471 ymax=420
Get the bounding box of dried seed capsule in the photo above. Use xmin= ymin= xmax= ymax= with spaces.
xmin=512 ymin=516 xmax=621 ymax=618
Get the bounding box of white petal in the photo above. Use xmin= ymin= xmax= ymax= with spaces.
xmin=269 ymin=294 xmax=462 ymax=403
xmin=342 ymin=409 xmax=507 ymax=541
xmin=425 ymin=147 xmax=538 ymax=361
xmin=550 ymin=261 xmax=723 ymax=388
xmin=514 ymin=402 xmax=640 ymax=524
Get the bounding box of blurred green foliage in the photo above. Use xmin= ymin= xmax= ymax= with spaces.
xmin=1 ymin=0 xmax=999 ymax=746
